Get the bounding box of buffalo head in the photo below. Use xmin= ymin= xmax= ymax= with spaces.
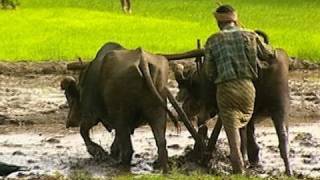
xmin=172 ymin=63 xmax=189 ymax=102
xmin=172 ymin=63 xmax=202 ymax=118
xmin=61 ymin=76 xmax=81 ymax=128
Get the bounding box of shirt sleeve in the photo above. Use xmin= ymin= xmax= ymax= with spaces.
xmin=204 ymin=39 xmax=217 ymax=81
xmin=256 ymin=35 xmax=276 ymax=62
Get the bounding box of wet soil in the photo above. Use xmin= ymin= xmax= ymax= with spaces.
xmin=0 ymin=62 xmax=319 ymax=179
xmin=1 ymin=124 xmax=320 ymax=179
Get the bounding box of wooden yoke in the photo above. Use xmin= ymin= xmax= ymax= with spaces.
xmin=66 ymin=48 xmax=205 ymax=70
xmin=67 ymin=61 xmax=88 ymax=70
xmin=158 ymin=48 xmax=204 ymax=61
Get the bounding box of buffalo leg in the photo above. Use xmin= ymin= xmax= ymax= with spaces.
xmin=271 ymin=110 xmax=292 ymax=176
xmin=116 ymin=128 xmax=133 ymax=166
xmin=146 ymin=106 xmax=168 ymax=173
xmin=119 ymin=130 xmax=133 ymax=166
xmin=110 ymin=134 xmax=120 ymax=160
xmin=247 ymin=117 xmax=260 ymax=166
xmin=100 ymin=120 xmax=120 ymax=160
xmin=194 ymin=108 xmax=210 ymax=160
xmin=150 ymin=120 xmax=168 ymax=173
xmin=207 ymin=118 xmax=222 ymax=153
xmin=80 ymin=120 xmax=108 ymax=160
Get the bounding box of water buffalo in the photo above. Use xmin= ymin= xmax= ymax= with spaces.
xmin=61 ymin=42 xmax=199 ymax=173
xmin=170 ymin=48 xmax=291 ymax=175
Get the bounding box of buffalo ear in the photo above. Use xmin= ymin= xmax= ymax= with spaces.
xmin=60 ymin=76 xmax=76 ymax=90
xmin=171 ymin=63 xmax=185 ymax=83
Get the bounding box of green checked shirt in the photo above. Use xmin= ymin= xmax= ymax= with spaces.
xmin=204 ymin=25 xmax=275 ymax=84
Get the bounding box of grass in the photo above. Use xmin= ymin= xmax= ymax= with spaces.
xmin=116 ymin=174 xmax=265 ymax=180
xmin=52 ymin=170 xmax=297 ymax=180
xmin=0 ymin=0 xmax=319 ymax=61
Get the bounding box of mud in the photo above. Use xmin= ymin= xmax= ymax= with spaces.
xmin=0 ymin=62 xmax=319 ymax=179
xmin=1 ymin=124 xmax=320 ymax=179
xmin=289 ymin=70 xmax=320 ymax=123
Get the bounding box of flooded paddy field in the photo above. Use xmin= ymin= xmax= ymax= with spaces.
xmin=0 ymin=62 xmax=319 ymax=179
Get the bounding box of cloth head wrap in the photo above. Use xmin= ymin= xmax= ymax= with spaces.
xmin=214 ymin=11 xmax=238 ymax=23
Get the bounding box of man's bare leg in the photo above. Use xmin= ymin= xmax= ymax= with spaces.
xmin=224 ymin=126 xmax=244 ymax=174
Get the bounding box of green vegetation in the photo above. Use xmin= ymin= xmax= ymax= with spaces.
xmin=59 ymin=170 xmax=297 ymax=180
xmin=115 ymin=173 xmax=272 ymax=180
xmin=0 ymin=0 xmax=319 ymax=61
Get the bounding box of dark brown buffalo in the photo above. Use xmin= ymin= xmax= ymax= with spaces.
xmin=61 ymin=42 xmax=200 ymax=173
xmin=171 ymin=48 xmax=292 ymax=175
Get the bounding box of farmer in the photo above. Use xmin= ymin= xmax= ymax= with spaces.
xmin=120 ymin=0 xmax=131 ymax=14
xmin=204 ymin=4 xmax=275 ymax=174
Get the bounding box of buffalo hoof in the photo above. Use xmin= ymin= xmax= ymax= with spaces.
xmin=249 ymin=161 xmax=261 ymax=167
xmin=152 ymin=159 xmax=168 ymax=174
xmin=110 ymin=151 xmax=120 ymax=161
xmin=110 ymin=145 xmax=120 ymax=160
xmin=87 ymin=143 xmax=109 ymax=161
xmin=286 ymin=169 xmax=293 ymax=177
xmin=119 ymin=165 xmax=131 ymax=172
xmin=192 ymin=143 xmax=206 ymax=164
xmin=152 ymin=159 xmax=161 ymax=170
xmin=248 ymin=162 xmax=265 ymax=174
xmin=201 ymin=151 xmax=212 ymax=166
xmin=111 ymin=161 xmax=131 ymax=172
xmin=162 ymin=167 xmax=168 ymax=174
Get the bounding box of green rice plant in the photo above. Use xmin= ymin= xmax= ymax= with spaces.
xmin=0 ymin=0 xmax=319 ymax=61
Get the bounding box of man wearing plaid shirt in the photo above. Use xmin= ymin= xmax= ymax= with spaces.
xmin=204 ymin=4 xmax=275 ymax=174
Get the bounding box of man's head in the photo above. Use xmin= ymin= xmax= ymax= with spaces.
xmin=214 ymin=4 xmax=238 ymax=30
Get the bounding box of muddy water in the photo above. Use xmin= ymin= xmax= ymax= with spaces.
xmin=1 ymin=124 xmax=320 ymax=178
xmin=0 ymin=62 xmax=319 ymax=178
xmin=0 ymin=125 xmax=192 ymax=177
xmin=0 ymin=74 xmax=68 ymax=126
xmin=289 ymin=70 xmax=320 ymax=123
